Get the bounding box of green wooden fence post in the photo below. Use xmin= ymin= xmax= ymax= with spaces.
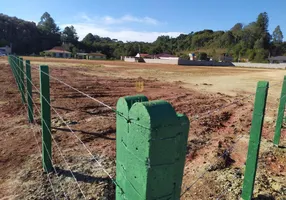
xmin=11 ymin=56 xmax=22 ymax=94
xmin=19 ymin=57 xmax=26 ymax=104
xmin=26 ymin=60 xmax=34 ymax=123
xmin=273 ymin=76 xmax=286 ymax=146
xmin=116 ymin=95 xmax=189 ymax=200
xmin=241 ymin=81 xmax=269 ymax=200
xmin=40 ymin=65 xmax=52 ymax=172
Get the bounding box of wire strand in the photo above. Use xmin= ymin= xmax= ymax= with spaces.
xmin=11 ymin=57 xmax=126 ymax=198
xmin=10 ymin=58 xmax=71 ymax=199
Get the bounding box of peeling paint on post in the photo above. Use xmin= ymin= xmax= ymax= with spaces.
xmin=26 ymin=60 xmax=34 ymax=123
xmin=241 ymin=81 xmax=269 ymax=200
xmin=116 ymin=95 xmax=189 ymax=200
xmin=273 ymin=76 xmax=286 ymax=146
xmin=40 ymin=65 xmax=52 ymax=172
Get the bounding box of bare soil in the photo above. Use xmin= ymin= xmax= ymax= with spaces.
xmin=0 ymin=57 xmax=285 ymax=200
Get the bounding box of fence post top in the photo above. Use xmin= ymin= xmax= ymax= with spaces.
xmin=257 ymin=81 xmax=269 ymax=88
xmin=129 ymin=100 xmax=180 ymax=128
xmin=117 ymin=95 xmax=148 ymax=116
xmin=40 ymin=65 xmax=49 ymax=72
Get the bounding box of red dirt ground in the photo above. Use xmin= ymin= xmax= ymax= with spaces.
xmin=0 ymin=59 xmax=285 ymax=200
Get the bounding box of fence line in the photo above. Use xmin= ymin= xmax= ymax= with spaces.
xmin=181 ymin=81 xmax=283 ymax=198
xmin=7 ymin=55 xmax=284 ymax=199
xmin=17 ymin=62 xmax=119 ymax=186
xmin=10 ymin=58 xmax=75 ymax=199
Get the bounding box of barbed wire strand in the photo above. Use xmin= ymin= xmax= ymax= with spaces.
xmin=11 ymin=58 xmax=122 ymax=197
xmin=8 ymin=64 xmax=63 ymax=200
xmin=10 ymin=58 xmax=85 ymax=199
xmin=10 ymin=55 xmax=284 ymax=199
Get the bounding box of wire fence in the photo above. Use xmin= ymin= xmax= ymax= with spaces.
xmin=6 ymin=55 xmax=284 ymax=199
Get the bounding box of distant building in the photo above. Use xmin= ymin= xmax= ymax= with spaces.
xmin=0 ymin=45 xmax=12 ymax=55
xmin=268 ymin=56 xmax=286 ymax=63
xmin=44 ymin=47 xmax=71 ymax=58
xmin=154 ymin=53 xmax=178 ymax=60
xmin=135 ymin=53 xmax=153 ymax=58
xmin=76 ymin=53 xmax=88 ymax=59
xmin=219 ymin=53 xmax=233 ymax=62
xmin=87 ymin=52 xmax=106 ymax=60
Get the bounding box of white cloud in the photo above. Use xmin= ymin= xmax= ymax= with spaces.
xmin=77 ymin=13 xmax=159 ymax=25
xmin=61 ymin=23 xmax=182 ymax=42
xmin=102 ymin=15 xmax=159 ymax=25
xmin=63 ymin=13 xmax=183 ymax=42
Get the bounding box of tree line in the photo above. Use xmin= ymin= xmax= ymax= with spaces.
xmin=0 ymin=12 xmax=285 ymax=62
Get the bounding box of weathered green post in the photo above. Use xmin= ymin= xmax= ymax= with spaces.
xmin=273 ymin=76 xmax=286 ymax=146
xmin=241 ymin=81 xmax=269 ymax=200
xmin=26 ymin=60 xmax=34 ymax=123
xmin=116 ymin=95 xmax=189 ymax=200
xmin=18 ymin=57 xmax=26 ymax=103
xmin=40 ymin=65 xmax=52 ymax=172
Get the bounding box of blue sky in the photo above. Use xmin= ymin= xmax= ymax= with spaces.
xmin=1 ymin=0 xmax=286 ymax=42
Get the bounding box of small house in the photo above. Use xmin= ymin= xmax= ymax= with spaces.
xmin=219 ymin=53 xmax=233 ymax=62
xmin=0 ymin=45 xmax=12 ymax=55
xmin=76 ymin=53 xmax=88 ymax=59
xmin=154 ymin=53 xmax=178 ymax=60
xmin=135 ymin=53 xmax=153 ymax=58
xmin=87 ymin=52 xmax=106 ymax=60
xmin=269 ymin=56 xmax=286 ymax=63
xmin=44 ymin=47 xmax=71 ymax=58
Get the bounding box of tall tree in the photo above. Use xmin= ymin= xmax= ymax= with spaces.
xmin=231 ymin=23 xmax=243 ymax=32
xmin=273 ymin=25 xmax=283 ymax=44
xmin=255 ymin=12 xmax=271 ymax=49
xmin=37 ymin=12 xmax=59 ymax=34
xmin=256 ymin=12 xmax=269 ymax=34
xmin=61 ymin=26 xmax=78 ymax=44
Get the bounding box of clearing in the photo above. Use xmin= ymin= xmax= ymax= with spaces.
xmin=0 ymin=57 xmax=285 ymax=200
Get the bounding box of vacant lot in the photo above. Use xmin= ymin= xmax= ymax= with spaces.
xmin=0 ymin=57 xmax=285 ymax=200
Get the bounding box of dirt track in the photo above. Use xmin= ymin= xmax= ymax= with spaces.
xmin=0 ymin=57 xmax=285 ymax=199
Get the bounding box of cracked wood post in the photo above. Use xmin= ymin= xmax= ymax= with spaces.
xmin=26 ymin=60 xmax=34 ymax=123
xmin=241 ymin=81 xmax=269 ymax=200
xmin=273 ymin=76 xmax=286 ymax=146
xmin=40 ymin=65 xmax=52 ymax=172
xmin=116 ymin=95 xmax=189 ymax=200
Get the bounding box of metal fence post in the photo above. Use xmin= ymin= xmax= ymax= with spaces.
xmin=26 ymin=60 xmax=34 ymax=123
xmin=273 ymin=76 xmax=286 ymax=146
xmin=116 ymin=95 xmax=189 ymax=200
xmin=241 ymin=81 xmax=269 ymax=200
xmin=40 ymin=65 xmax=52 ymax=172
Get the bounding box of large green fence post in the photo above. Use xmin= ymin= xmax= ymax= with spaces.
xmin=19 ymin=57 xmax=26 ymax=104
xmin=241 ymin=81 xmax=269 ymax=200
xmin=26 ymin=60 xmax=34 ymax=123
xmin=116 ymin=95 xmax=190 ymax=200
xmin=40 ymin=65 xmax=52 ymax=172
xmin=273 ymin=76 xmax=286 ymax=146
